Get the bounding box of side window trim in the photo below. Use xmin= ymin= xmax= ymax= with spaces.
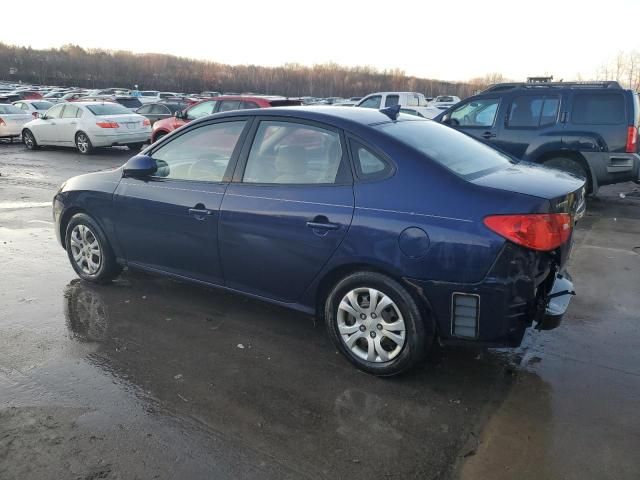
xmin=231 ymin=116 xmax=352 ymax=186
xmin=147 ymin=117 xmax=254 ymax=184
xmin=346 ymin=134 xmax=396 ymax=182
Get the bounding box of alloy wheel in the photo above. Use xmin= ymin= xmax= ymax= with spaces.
xmin=76 ymin=134 xmax=89 ymax=153
xmin=337 ymin=288 xmax=406 ymax=362
xmin=69 ymin=224 xmax=102 ymax=275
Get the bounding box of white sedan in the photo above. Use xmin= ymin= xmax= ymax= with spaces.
xmin=13 ymin=100 xmax=55 ymax=118
xmin=0 ymin=104 xmax=33 ymax=142
xmin=22 ymin=101 xmax=151 ymax=154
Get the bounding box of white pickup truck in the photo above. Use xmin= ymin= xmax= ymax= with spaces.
xmin=355 ymin=91 xmax=442 ymax=119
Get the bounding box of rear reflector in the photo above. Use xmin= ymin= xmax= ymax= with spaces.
xmin=626 ymin=126 xmax=637 ymax=153
xmin=484 ymin=213 xmax=571 ymax=251
xmin=96 ymin=121 xmax=119 ymax=128
xmin=452 ymin=293 xmax=479 ymax=338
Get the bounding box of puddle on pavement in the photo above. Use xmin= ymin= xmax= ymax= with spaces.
xmin=0 ymin=201 xmax=51 ymax=210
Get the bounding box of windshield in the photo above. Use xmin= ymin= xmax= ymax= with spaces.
xmin=376 ymin=120 xmax=514 ymax=178
xmin=86 ymin=103 xmax=132 ymax=116
xmin=0 ymin=105 xmax=24 ymax=114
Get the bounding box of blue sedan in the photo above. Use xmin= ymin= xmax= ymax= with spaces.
xmin=53 ymin=106 xmax=585 ymax=375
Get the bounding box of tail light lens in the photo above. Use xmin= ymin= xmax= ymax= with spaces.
xmin=96 ymin=121 xmax=119 ymax=128
xmin=484 ymin=213 xmax=572 ymax=251
xmin=626 ymin=126 xmax=637 ymax=153
xmin=142 ymin=118 xmax=151 ymax=127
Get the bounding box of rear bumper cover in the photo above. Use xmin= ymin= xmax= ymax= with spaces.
xmin=407 ymin=244 xmax=575 ymax=348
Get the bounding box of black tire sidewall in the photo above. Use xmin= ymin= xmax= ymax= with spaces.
xmin=543 ymin=156 xmax=589 ymax=184
xmin=23 ymin=130 xmax=37 ymax=149
xmin=325 ymin=272 xmax=430 ymax=376
xmin=65 ymin=213 xmax=118 ymax=283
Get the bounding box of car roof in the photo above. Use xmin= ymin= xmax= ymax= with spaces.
xmin=192 ymin=105 xmax=425 ymax=132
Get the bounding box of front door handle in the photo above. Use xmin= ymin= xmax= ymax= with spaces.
xmin=481 ymin=131 xmax=496 ymax=139
xmin=306 ymin=215 xmax=340 ymax=231
xmin=188 ymin=204 xmax=212 ymax=219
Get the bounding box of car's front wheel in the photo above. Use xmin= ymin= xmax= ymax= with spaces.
xmin=22 ymin=129 xmax=39 ymax=150
xmin=325 ymin=271 xmax=431 ymax=376
xmin=65 ymin=213 xmax=122 ymax=283
xmin=75 ymin=132 xmax=93 ymax=155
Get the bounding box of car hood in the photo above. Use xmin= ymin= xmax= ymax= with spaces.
xmin=471 ymin=161 xmax=586 ymax=200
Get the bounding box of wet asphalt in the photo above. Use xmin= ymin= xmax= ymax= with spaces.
xmin=0 ymin=140 xmax=639 ymax=480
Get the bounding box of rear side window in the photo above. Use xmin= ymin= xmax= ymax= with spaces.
xmin=219 ymin=100 xmax=241 ymax=112
xmin=385 ymin=95 xmax=400 ymax=107
xmin=241 ymin=101 xmax=259 ymax=109
xmin=507 ymin=95 xmax=560 ymax=128
xmin=243 ymin=121 xmax=345 ymax=184
xmin=377 ymin=120 xmax=514 ymax=178
xmin=350 ymin=140 xmax=391 ymax=179
xmin=150 ymin=104 xmax=170 ymax=114
xmin=572 ymin=94 xmax=625 ymax=125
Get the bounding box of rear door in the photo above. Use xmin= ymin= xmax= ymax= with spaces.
xmin=443 ymin=95 xmax=504 ymax=147
xmin=219 ymin=118 xmax=354 ymax=302
xmin=493 ymin=93 xmax=562 ymax=159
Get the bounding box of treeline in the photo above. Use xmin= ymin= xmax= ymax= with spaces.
xmin=0 ymin=43 xmax=500 ymax=98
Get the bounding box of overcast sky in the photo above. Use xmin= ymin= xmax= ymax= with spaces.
xmin=2 ymin=0 xmax=639 ymax=82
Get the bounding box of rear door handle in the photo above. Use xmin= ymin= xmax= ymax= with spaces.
xmin=188 ymin=204 xmax=212 ymax=219
xmin=306 ymin=215 xmax=340 ymax=231
xmin=481 ymin=131 xmax=496 ymax=139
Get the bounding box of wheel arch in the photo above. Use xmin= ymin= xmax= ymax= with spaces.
xmin=314 ymin=262 xmax=438 ymax=336
xmin=535 ymin=150 xmax=594 ymax=193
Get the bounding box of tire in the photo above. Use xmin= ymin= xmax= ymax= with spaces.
xmin=75 ymin=132 xmax=94 ymax=155
xmin=22 ymin=130 xmax=39 ymax=150
xmin=128 ymin=143 xmax=145 ymax=151
xmin=153 ymin=132 xmax=167 ymax=143
xmin=325 ymin=271 xmax=431 ymax=376
xmin=65 ymin=213 xmax=122 ymax=283
xmin=543 ymin=156 xmax=590 ymax=191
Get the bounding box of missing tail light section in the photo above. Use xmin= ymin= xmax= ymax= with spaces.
xmin=451 ymin=293 xmax=480 ymax=339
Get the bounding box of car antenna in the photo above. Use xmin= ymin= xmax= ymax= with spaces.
xmin=380 ymin=104 xmax=401 ymax=121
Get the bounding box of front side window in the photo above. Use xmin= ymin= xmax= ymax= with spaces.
xmin=243 ymin=121 xmax=343 ymax=184
xmin=385 ymin=95 xmax=400 ymax=107
xmin=448 ymin=98 xmax=500 ymax=127
xmin=62 ymin=105 xmax=80 ymax=118
xmin=152 ymin=121 xmax=246 ymax=182
xmin=218 ymin=100 xmax=241 ymax=112
xmin=572 ymin=93 xmax=625 ymax=125
xmin=359 ymin=95 xmax=382 ymax=109
xmin=186 ymin=101 xmax=217 ymax=120
xmin=45 ymin=104 xmax=65 ymax=118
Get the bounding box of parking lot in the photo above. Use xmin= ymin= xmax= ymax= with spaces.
xmin=1 ymin=142 xmax=639 ymax=479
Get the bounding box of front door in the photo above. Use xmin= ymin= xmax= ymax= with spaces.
xmin=219 ymin=118 xmax=354 ymax=302
xmin=113 ymin=119 xmax=249 ymax=284
xmin=37 ymin=103 xmax=65 ymax=143
xmin=444 ymin=96 xmax=503 ymax=147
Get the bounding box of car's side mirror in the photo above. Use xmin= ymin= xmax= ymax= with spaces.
xmin=122 ymin=154 xmax=157 ymax=178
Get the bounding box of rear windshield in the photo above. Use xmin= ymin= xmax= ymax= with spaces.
xmin=117 ymin=98 xmax=142 ymax=108
xmin=268 ymin=99 xmax=302 ymax=107
xmin=31 ymin=101 xmax=53 ymax=110
xmin=141 ymin=92 xmax=158 ymax=97
xmin=377 ymin=120 xmax=514 ymax=178
xmin=0 ymin=105 xmax=24 ymax=114
xmin=86 ymin=104 xmax=131 ymax=116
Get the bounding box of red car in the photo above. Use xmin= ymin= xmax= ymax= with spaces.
xmin=151 ymin=95 xmax=301 ymax=142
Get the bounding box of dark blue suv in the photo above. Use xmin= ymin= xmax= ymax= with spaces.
xmin=434 ymin=81 xmax=640 ymax=193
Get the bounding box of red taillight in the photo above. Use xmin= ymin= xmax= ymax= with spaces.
xmin=484 ymin=213 xmax=572 ymax=251
xmin=142 ymin=118 xmax=151 ymax=127
xmin=625 ymin=126 xmax=637 ymax=153
xmin=96 ymin=121 xmax=119 ymax=128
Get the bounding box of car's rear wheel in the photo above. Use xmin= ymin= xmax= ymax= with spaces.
xmin=543 ymin=156 xmax=590 ymax=191
xmin=22 ymin=130 xmax=39 ymax=150
xmin=75 ymin=132 xmax=93 ymax=155
xmin=325 ymin=271 xmax=430 ymax=376
xmin=65 ymin=213 xmax=122 ymax=283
